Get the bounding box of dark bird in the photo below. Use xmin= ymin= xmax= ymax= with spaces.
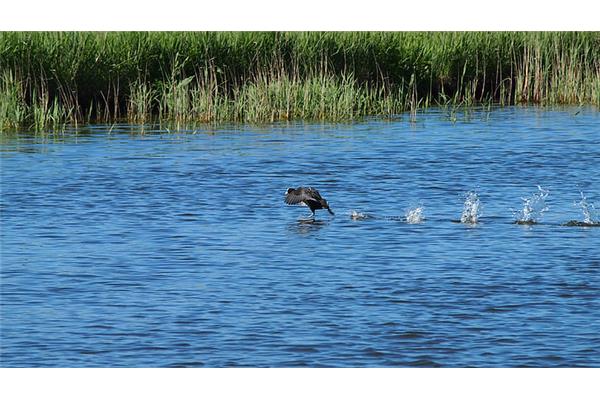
xmin=285 ymin=187 xmax=334 ymax=218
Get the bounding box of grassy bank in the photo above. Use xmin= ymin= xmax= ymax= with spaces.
xmin=1 ymin=32 xmax=599 ymax=131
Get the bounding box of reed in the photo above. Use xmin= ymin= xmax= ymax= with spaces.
xmin=1 ymin=32 xmax=598 ymax=131
xmin=0 ymin=70 xmax=27 ymax=130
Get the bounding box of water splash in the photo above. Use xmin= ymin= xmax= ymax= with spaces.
xmin=460 ymin=191 xmax=481 ymax=224
xmin=350 ymin=210 xmax=371 ymax=220
xmin=405 ymin=205 xmax=424 ymax=224
xmin=514 ymin=186 xmax=549 ymax=224
xmin=576 ymin=191 xmax=598 ymax=224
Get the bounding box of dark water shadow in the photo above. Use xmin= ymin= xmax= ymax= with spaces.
xmin=449 ymin=219 xmax=483 ymax=228
xmin=513 ymin=220 xmax=539 ymax=225
xmin=562 ymin=220 xmax=600 ymax=227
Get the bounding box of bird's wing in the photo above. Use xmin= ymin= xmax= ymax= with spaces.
xmin=285 ymin=188 xmax=314 ymax=205
xmin=306 ymin=187 xmax=323 ymax=201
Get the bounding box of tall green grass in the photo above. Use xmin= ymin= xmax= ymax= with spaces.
xmin=1 ymin=32 xmax=598 ymax=132
xmin=0 ymin=70 xmax=26 ymax=129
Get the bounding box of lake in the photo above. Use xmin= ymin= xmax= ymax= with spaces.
xmin=1 ymin=106 xmax=599 ymax=367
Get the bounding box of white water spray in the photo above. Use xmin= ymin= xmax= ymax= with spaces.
xmin=350 ymin=210 xmax=369 ymax=220
xmin=460 ymin=191 xmax=482 ymax=224
xmin=576 ymin=191 xmax=598 ymax=224
xmin=405 ymin=205 xmax=424 ymax=224
xmin=514 ymin=185 xmax=549 ymax=223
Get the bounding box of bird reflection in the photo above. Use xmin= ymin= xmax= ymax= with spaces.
xmin=287 ymin=219 xmax=328 ymax=235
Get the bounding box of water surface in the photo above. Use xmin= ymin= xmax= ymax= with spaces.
xmin=1 ymin=107 xmax=599 ymax=367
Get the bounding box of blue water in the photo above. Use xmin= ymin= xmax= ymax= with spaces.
xmin=1 ymin=107 xmax=599 ymax=367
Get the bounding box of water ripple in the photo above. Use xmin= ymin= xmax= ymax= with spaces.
xmin=1 ymin=107 xmax=599 ymax=367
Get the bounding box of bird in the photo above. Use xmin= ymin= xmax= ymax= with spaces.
xmin=285 ymin=187 xmax=334 ymax=218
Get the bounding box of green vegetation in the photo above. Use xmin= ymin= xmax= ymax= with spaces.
xmin=1 ymin=32 xmax=599 ymax=132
